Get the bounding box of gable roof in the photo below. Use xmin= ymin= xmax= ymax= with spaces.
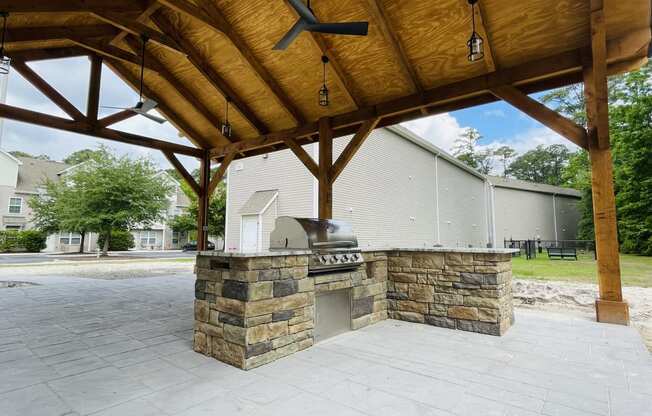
xmin=0 ymin=149 xmax=23 ymax=166
xmin=15 ymin=157 xmax=70 ymax=193
xmin=239 ymin=190 xmax=279 ymax=215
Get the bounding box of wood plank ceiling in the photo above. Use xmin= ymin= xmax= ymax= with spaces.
xmin=1 ymin=0 xmax=650 ymax=160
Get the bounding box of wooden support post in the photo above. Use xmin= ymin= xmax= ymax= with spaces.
xmin=87 ymin=55 xmax=102 ymax=124
xmin=330 ymin=118 xmax=380 ymax=182
xmin=208 ymin=150 xmax=236 ymax=196
xmin=584 ymin=0 xmax=629 ymax=325
xmin=318 ymin=117 xmax=333 ymax=219
xmin=163 ymin=151 xmax=200 ymax=196
xmin=197 ymin=151 xmax=211 ymax=252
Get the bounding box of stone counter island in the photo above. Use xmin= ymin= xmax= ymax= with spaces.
xmin=193 ymin=247 xmax=516 ymax=370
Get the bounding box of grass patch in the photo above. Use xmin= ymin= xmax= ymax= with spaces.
xmin=511 ymin=253 xmax=652 ymax=287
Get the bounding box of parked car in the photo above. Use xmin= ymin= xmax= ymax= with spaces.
xmin=182 ymin=240 xmax=215 ymax=251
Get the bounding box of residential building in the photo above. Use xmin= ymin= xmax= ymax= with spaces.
xmin=0 ymin=149 xmax=191 ymax=252
xmin=224 ymin=126 xmax=582 ymax=252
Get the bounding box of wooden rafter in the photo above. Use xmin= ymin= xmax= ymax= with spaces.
xmin=330 ymin=117 xmax=380 ymax=182
xmin=6 ymin=47 xmax=89 ymax=62
xmin=366 ymin=0 xmax=422 ymax=95
xmin=208 ymin=150 xmax=236 ymax=196
xmin=158 ymin=0 xmax=306 ymax=125
xmin=210 ymin=29 xmax=650 ymax=159
xmin=0 ymin=0 xmax=146 ymax=13
xmin=98 ymin=109 xmax=137 ymax=128
xmin=5 ymin=25 xmax=118 ymax=44
xmin=71 ymin=37 xmax=160 ymax=72
xmin=109 ymin=1 xmax=162 ymax=46
xmin=122 ymin=34 xmax=233 ymax=145
xmin=92 ymin=12 xmax=184 ymax=55
xmin=87 ymin=54 xmax=103 ymax=123
xmin=0 ymin=102 xmax=201 ymax=157
xmin=151 ymin=11 xmax=269 ymax=135
xmin=284 ymin=138 xmax=318 ymax=178
xmin=280 ymin=0 xmax=360 ymax=109
xmin=106 ymin=59 xmax=215 ymax=149
xmin=11 ymin=59 xmax=85 ymax=121
xmin=164 ymin=151 xmax=200 ymax=195
xmin=318 ymin=117 xmax=333 ymax=219
xmin=490 ymin=85 xmax=588 ymax=148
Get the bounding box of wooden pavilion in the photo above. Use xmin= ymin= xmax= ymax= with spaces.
xmin=0 ymin=0 xmax=650 ymax=325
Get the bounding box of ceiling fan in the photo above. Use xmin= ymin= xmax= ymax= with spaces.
xmin=102 ymin=36 xmax=166 ymax=124
xmin=273 ymin=0 xmax=369 ymax=50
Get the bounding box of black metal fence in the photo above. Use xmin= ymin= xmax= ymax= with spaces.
xmin=504 ymin=239 xmax=596 ymax=260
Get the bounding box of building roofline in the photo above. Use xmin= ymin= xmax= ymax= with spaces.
xmin=0 ymin=149 xmax=24 ymax=165
xmin=487 ymin=175 xmax=582 ymax=197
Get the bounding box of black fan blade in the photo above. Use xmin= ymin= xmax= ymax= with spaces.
xmin=287 ymin=0 xmax=317 ymax=24
xmin=273 ymin=19 xmax=307 ymax=50
xmin=306 ymin=22 xmax=369 ymax=36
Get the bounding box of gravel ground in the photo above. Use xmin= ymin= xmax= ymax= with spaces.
xmin=513 ymin=279 xmax=652 ymax=351
xmin=0 ymin=260 xmax=194 ymax=280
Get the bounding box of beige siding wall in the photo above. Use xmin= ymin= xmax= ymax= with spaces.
xmin=225 ymin=146 xmax=316 ymax=252
xmin=436 ymin=157 xmax=489 ymax=248
xmin=494 ymin=187 xmax=557 ymax=244
xmin=332 ymin=128 xmax=438 ymax=248
xmin=555 ymin=195 xmax=581 ymax=241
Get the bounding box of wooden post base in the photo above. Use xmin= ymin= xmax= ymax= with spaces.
xmin=595 ymin=299 xmax=630 ymax=325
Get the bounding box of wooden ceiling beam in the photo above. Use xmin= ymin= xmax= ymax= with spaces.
xmin=490 ymin=85 xmax=588 ymax=149
xmin=164 ymin=151 xmax=200 ymax=195
xmin=0 ymin=102 xmax=201 ymax=157
xmin=208 ymin=150 xmax=236 ymax=196
xmin=151 ymin=11 xmax=269 ymax=135
xmin=6 ymin=47 xmax=89 ymax=62
xmin=365 ymin=0 xmax=422 ymax=94
xmin=284 ymin=137 xmax=319 ymax=178
xmin=86 ymin=54 xmax=102 ymax=123
xmin=5 ymin=25 xmax=118 ymax=44
xmin=92 ymin=12 xmax=184 ymax=55
xmin=110 ymin=1 xmax=162 ymax=46
xmin=281 ymin=0 xmax=360 ymax=109
xmin=106 ymin=59 xmax=215 ymax=149
xmin=71 ymin=37 xmax=161 ymax=72
xmin=330 ymin=117 xmax=380 ymax=182
xmin=10 ymin=59 xmax=86 ymax=121
xmin=0 ymin=0 xmax=146 ymax=13
xmin=156 ymin=0 xmax=305 ymax=125
xmin=122 ymin=34 xmax=234 ymax=144
xmin=210 ymin=29 xmax=647 ymax=158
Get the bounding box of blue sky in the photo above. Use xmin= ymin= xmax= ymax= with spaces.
xmin=0 ymin=57 xmax=577 ymax=173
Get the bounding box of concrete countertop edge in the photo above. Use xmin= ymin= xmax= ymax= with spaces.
xmin=198 ymin=247 xmax=519 ymax=257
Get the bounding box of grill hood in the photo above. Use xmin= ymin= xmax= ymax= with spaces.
xmin=269 ymin=217 xmax=358 ymax=251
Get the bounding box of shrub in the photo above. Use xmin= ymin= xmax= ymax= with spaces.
xmin=18 ymin=230 xmax=47 ymax=253
xmin=97 ymin=230 xmax=135 ymax=251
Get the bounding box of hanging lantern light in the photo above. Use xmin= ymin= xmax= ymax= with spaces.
xmin=319 ymin=55 xmax=329 ymax=107
xmin=467 ymin=0 xmax=484 ymax=63
xmin=221 ymin=97 xmax=232 ymax=139
xmin=0 ymin=12 xmax=10 ymax=75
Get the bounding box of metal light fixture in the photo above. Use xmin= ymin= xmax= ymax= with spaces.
xmin=221 ymin=97 xmax=232 ymax=138
xmin=0 ymin=12 xmax=10 ymax=75
xmin=319 ymin=55 xmax=329 ymax=107
xmin=467 ymin=0 xmax=484 ymax=63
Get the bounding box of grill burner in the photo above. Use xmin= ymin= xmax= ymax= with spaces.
xmin=269 ymin=217 xmax=363 ymax=273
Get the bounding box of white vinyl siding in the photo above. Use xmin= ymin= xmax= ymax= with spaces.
xmin=494 ymin=187 xmax=557 ymax=243
xmin=226 ymin=148 xmax=315 ymax=252
xmin=8 ymin=197 xmax=22 ymax=214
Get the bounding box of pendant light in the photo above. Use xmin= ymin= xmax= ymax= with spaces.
xmin=0 ymin=12 xmax=10 ymax=75
xmin=319 ymin=55 xmax=329 ymax=107
xmin=467 ymin=0 xmax=484 ymax=63
xmin=221 ymin=97 xmax=232 ymax=138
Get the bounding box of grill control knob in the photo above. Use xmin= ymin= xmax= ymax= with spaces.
xmin=352 ymin=253 xmax=359 ymax=261
xmin=329 ymin=256 xmax=338 ymax=263
xmin=341 ymin=254 xmax=349 ymax=261
xmin=320 ymin=256 xmax=328 ymax=264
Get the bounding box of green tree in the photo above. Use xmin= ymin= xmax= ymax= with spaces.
xmin=506 ymin=144 xmax=572 ymax=186
xmin=169 ymin=175 xmax=227 ymax=242
xmin=492 ymin=146 xmax=516 ymax=176
xmin=9 ymin=150 xmax=50 ymax=160
xmin=31 ymin=148 xmax=172 ymax=255
xmin=63 ymin=149 xmax=104 ymax=165
xmin=453 ymin=128 xmax=482 ymax=170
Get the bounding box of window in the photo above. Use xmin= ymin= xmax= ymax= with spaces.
xmin=8 ymin=198 xmax=22 ymax=214
xmin=5 ymin=225 xmax=21 ymax=231
xmin=172 ymin=231 xmax=180 ymax=245
xmin=59 ymin=232 xmax=81 ymax=245
xmin=140 ymin=230 xmax=157 ymax=246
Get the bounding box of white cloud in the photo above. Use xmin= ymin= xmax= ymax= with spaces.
xmin=487 ymin=127 xmax=580 ymax=154
xmin=484 ymin=109 xmax=506 ymax=118
xmin=401 ymin=113 xmax=468 ymax=152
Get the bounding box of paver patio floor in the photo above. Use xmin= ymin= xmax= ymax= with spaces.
xmin=0 ymin=273 xmax=650 ymax=415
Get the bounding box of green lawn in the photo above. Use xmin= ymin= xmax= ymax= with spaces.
xmin=511 ymin=253 xmax=652 ymax=287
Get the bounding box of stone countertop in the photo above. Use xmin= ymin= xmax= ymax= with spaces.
xmin=198 ymin=247 xmax=519 ymax=257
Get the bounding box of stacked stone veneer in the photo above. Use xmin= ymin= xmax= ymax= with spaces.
xmin=193 ymin=249 xmax=513 ymax=370
xmin=387 ymin=251 xmax=514 ymax=336
xmin=193 ymin=252 xmax=388 ymax=370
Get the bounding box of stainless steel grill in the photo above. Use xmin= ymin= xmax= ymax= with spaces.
xmin=269 ymin=216 xmax=363 ymax=273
